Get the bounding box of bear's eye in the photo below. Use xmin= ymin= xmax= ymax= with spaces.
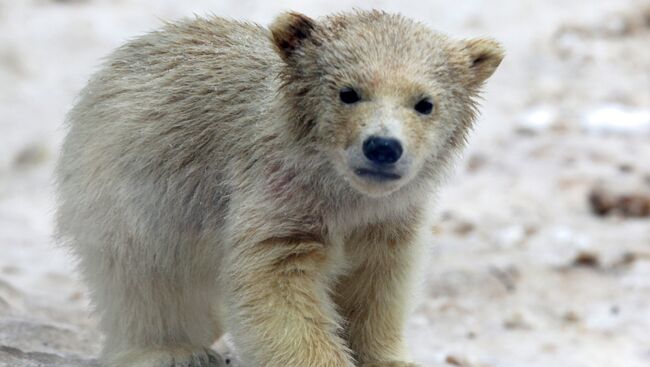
xmin=339 ymin=87 xmax=361 ymax=104
xmin=414 ymin=98 xmax=434 ymax=115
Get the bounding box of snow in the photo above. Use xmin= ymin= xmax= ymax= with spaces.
xmin=1 ymin=0 xmax=649 ymax=366
xmin=518 ymin=106 xmax=557 ymax=133
xmin=582 ymin=105 xmax=650 ymax=135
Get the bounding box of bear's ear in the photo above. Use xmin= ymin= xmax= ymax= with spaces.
xmin=462 ymin=38 xmax=504 ymax=87
xmin=270 ymin=12 xmax=317 ymax=61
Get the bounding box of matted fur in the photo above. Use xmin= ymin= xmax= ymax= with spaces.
xmin=55 ymin=10 xmax=503 ymax=367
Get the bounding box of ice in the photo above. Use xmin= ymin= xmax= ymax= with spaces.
xmin=582 ymin=105 xmax=650 ymax=135
xmin=518 ymin=106 xmax=557 ymax=133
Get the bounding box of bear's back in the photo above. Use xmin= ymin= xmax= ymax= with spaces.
xmin=72 ymin=17 xmax=279 ymax=129
xmin=57 ymin=17 xmax=281 ymax=250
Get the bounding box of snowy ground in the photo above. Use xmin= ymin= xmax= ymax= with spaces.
xmin=1 ymin=0 xmax=649 ymax=366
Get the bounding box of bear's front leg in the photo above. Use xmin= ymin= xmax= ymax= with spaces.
xmin=336 ymin=222 xmax=425 ymax=367
xmin=224 ymin=238 xmax=354 ymax=367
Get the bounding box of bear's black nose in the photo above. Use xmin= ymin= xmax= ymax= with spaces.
xmin=362 ymin=136 xmax=403 ymax=165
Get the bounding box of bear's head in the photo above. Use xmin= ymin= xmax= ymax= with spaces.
xmin=270 ymin=10 xmax=504 ymax=197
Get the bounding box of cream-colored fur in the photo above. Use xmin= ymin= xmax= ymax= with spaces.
xmin=55 ymin=10 xmax=503 ymax=367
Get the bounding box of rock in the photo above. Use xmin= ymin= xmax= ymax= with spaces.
xmin=0 ymin=346 xmax=98 ymax=367
xmin=589 ymin=187 xmax=650 ymax=218
xmin=571 ymin=251 xmax=601 ymax=268
xmin=0 ymin=319 xmax=99 ymax=357
xmin=12 ymin=143 xmax=49 ymax=169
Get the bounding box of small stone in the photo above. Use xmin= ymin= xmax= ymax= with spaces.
xmin=563 ymin=311 xmax=581 ymax=323
xmin=503 ymin=312 xmax=532 ymax=330
xmin=588 ymin=187 xmax=650 ymax=218
xmin=572 ymin=251 xmax=600 ymax=268
xmin=445 ymin=355 xmax=464 ymax=366
xmin=13 ymin=143 xmax=49 ymax=168
xmin=466 ymin=154 xmax=488 ymax=173
xmin=453 ymin=221 xmax=475 ymax=236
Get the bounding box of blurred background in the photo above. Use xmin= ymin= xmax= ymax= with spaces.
xmin=0 ymin=1 xmax=649 ymax=366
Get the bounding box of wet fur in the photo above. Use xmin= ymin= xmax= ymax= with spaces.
xmin=56 ymin=10 xmax=503 ymax=367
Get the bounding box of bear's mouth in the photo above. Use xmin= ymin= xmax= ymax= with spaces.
xmin=354 ymin=168 xmax=402 ymax=181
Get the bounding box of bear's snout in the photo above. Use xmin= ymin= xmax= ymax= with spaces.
xmin=362 ymin=136 xmax=403 ymax=165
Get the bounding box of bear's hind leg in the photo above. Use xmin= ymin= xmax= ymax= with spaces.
xmin=79 ymin=247 xmax=225 ymax=367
